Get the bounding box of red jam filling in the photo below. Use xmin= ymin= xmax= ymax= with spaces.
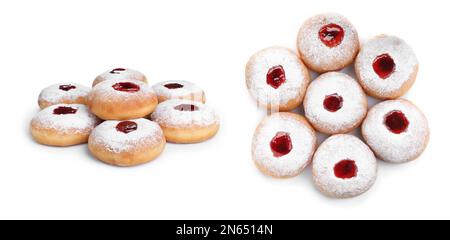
xmin=266 ymin=65 xmax=286 ymax=89
xmin=112 ymin=82 xmax=140 ymax=92
xmin=373 ymin=54 xmax=396 ymax=79
xmin=53 ymin=106 xmax=78 ymax=115
xmin=164 ymin=83 xmax=184 ymax=89
xmin=116 ymin=121 xmax=138 ymax=134
xmin=319 ymin=24 xmax=345 ymax=48
xmin=323 ymin=93 xmax=344 ymax=112
xmin=270 ymin=132 xmax=293 ymax=158
xmin=334 ymin=160 xmax=358 ymax=179
xmin=174 ymin=104 xmax=199 ymax=112
xmin=109 ymin=68 xmax=126 ymax=74
xmin=59 ymin=85 xmax=76 ymax=91
xmin=384 ymin=110 xmax=409 ymax=134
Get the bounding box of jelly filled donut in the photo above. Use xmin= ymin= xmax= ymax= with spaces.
xmin=38 ymin=83 xmax=90 ymax=109
xmin=151 ymin=99 xmax=220 ymax=144
xmin=88 ymin=118 xmax=166 ymax=167
xmin=252 ymin=112 xmax=317 ymax=178
xmin=355 ymin=35 xmax=419 ymax=99
xmin=303 ymin=72 xmax=367 ymax=134
xmin=312 ymin=134 xmax=377 ymax=199
xmin=297 ymin=13 xmax=360 ymax=73
xmin=246 ymin=47 xmax=310 ymax=112
xmin=362 ymin=99 xmax=429 ymax=163
xmin=93 ymin=68 xmax=147 ymax=87
xmin=88 ymin=79 xmax=158 ymax=120
xmin=152 ymin=80 xmax=206 ymax=103
xmin=31 ymin=104 xmax=100 ymax=147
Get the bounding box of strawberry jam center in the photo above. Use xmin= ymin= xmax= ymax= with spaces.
xmin=174 ymin=104 xmax=199 ymax=112
xmin=334 ymin=160 xmax=358 ymax=179
xmin=116 ymin=121 xmax=138 ymax=134
xmin=53 ymin=106 xmax=78 ymax=115
xmin=59 ymin=85 xmax=76 ymax=91
xmin=323 ymin=93 xmax=344 ymax=112
xmin=164 ymin=83 xmax=184 ymax=89
xmin=270 ymin=132 xmax=293 ymax=158
xmin=384 ymin=110 xmax=409 ymax=134
xmin=319 ymin=24 xmax=345 ymax=48
xmin=112 ymin=82 xmax=140 ymax=92
xmin=373 ymin=54 xmax=396 ymax=79
xmin=109 ymin=68 xmax=126 ymax=74
xmin=266 ymin=65 xmax=286 ymax=89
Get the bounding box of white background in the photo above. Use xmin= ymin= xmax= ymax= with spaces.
xmin=0 ymin=0 xmax=448 ymax=220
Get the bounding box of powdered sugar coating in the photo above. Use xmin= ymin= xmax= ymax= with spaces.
xmin=38 ymin=83 xmax=90 ymax=108
xmin=93 ymin=68 xmax=147 ymax=86
xmin=152 ymin=80 xmax=205 ymax=102
xmin=312 ymin=134 xmax=377 ymax=199
xmin=297 ymin=13 xmax=359 ymax=72
xmin=31 ymin=104 xmax=99 ymax=134
xmin=252 ymin=113 xmax=316 ymax=178
xmin=304 ymin=72 xmax=367 ymax=134
xmin=246 ymin=47 xmax=310 ymax=109
xmin=88 ymin=79 xmax=155 ymax=103
xmin=362 ymin=99 xmax=429 ymax=163
xmin=151 ymin=99 xmax=220 ymax=128
xmin=89 ymin=118 xmax=164 ymax=153
xmin=355 ymin=35 xmax=418 ymax=99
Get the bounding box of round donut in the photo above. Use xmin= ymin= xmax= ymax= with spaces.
xmin=38 ymin=83 xmax=90 ymax=109
xmin=88 ymin=118 xmax=166 ymax=167
xmin=362 ymin=99 xmax=429 ymax=163
xmin=252 ymin=112 xmax=317 ymax=178
xmin=152 ymin=80 xmax=206 ymax=103
xmin=93 ymin=68 xmax=147 ymax=87
xmin=297 ymin=13 xmax=360 ymax=73
xmin=150 ymin=99 xmax=220 ymax=144
xmin=312 ymin=134 xmax=377 ymax=199
xmin=303 ymin=72 xmax=368 ymax=134
xmin=88 ymin=79 xmax=158 ymax=120
xmin=245 ymin=46 xmax=310 ymax=112
xmin=355 ymin=35 xmax=419 ymax=99
xmin=30 ymin=104 xmax=100 ymax=147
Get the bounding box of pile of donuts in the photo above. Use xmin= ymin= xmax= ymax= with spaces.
xmin=246 ymin=13 xmax=429 ymax=198
xmin=30 ymin=68 xmax=220 ymax=167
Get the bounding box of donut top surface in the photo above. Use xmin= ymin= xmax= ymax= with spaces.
xmin=304 ymin=72 xmax=367 ymax=133
xmin=89 ymin=79 xmax=155 ymax=102
xmin=252 ymin=113 xmax=316 ymax=177
xmin=151 ymin=99 xmax=219 ymax=128
xmin=362 ymin=99 xmax=429 ymax=163
xmin=152 ymin=80 xmax=204 ymax=101
xmin=95 ymin=68 xmax=145 ymax=84
xmin=356 ymin=35 xmax=418 ymax=97
xmin=297 ymin=13 xmax=359 ymax=69
xmin=89 ymin=118 xmax=164 ymax=153
xmin=38 ymin=83 xmax=90 ymax=103
xmin=312 ymin=134 xmax=377 ymax=198
xmin=246 ymin=47 xmax=309 ymax=105
xmin=32 ymin=104 xmax=99 ymax=134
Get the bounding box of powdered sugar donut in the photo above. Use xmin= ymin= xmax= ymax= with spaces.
xmin=150 ymin=99 xmax=220 ymax=144
xmin=312 ymin=134 xmax=377 ymax=199
xmin=245 ymin=47 xmax=310 ymax=112
xmin=88 ymin=118 xmax=166 ymax=167
xmin=355 ymin=35 xmax=419 ymax=99
xmin=38 ymin=83 xmax=90 ymax=109
xmin=297 ymin=13 xmax=360 ymax=73
xmin=93 ymin=68 xmax=147 ymax=87
xmin=362 ymin=99 xmax=429 ymax=163
xmin=304 ymin=72 xmax=368 ymax=134
xmin=30 ymin=104 xmax=100 ymax=147
xmin=88 ymin=79 xmax=158 ymax=120
xmin=152 ymin=80 xmax=205 ymax=103
xmin=252 ymin=112 xmax=317 ymax=178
